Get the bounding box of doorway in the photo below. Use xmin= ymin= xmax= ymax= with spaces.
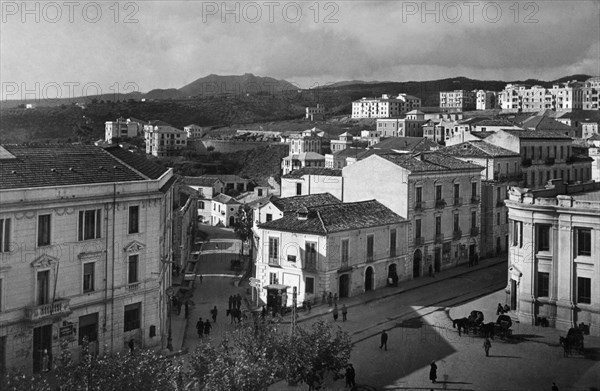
xmin=434 ymin=248 xmax=441 ymax=273
xmin=388 ymin=264 xmax=398 ymax=286
xmin=229 ymin=216 xmax=235 ymax=227
xmin=469 ymin=244 xmax=476 ymax=265
xmin=510 ymin=279 xmax=517 ymax=310
xmin=33 ymin=324 xmax=52 ymax=373
xmin=413 ymin=249 xmax=422 ymax=278
xmin=365 ymin=267 xmax=374 ymax=291
xmin=339 ymin=274 xmax=350 ymax=298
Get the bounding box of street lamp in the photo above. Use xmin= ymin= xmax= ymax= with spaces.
xmin=165 ymin=286 xmax=174 ymax=351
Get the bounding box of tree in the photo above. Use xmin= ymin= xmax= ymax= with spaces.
xmin=233 ymin=205 xmax=254 ymax=272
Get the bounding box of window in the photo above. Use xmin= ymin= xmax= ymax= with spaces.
xmin=128 ymin=255 xmax=139 ymax=284
xmin=415 ymin=219 xmax=422 ymax=238
xmin=296 ymin=183 xmax=302 ymax=196
xmin=341 ymin=239 xmax=349 ymax=265
xmin=79 ymin=313 xmax=98 ymax=345
xmin=38 ymin=214 xmax=51 ymax=246
xmin=37 ymin=270 xmax=50 ymax=305
xmin=497 ymin=213 xmax=501 ymax=225
xmin=416 ymin=187 xmax=422 ymax=203
xmin=453 ymin=214 xmax=459 ymax=232
xmin=269 ymin=272 xmax=278 ymax=285
xmin=453 ymin=183 xmax=460 ymax=200
xmin=389 ymin=229 xmax=397 ymax=257
xmin=287 ymin=255 xmax=296 ymax=263
xmin=305 ymin=242 xmax=317 ymax=269
xmin=83 ymin=262 xmax=95 ymax=292
xmin=576 ymin=228 xmax=591 ymax=256
xmin=435 ymin=185 xmax=442 ymax=201
xmin=536 ymin=224 xmax=551 ymax=252
xmin=471 ymin=182 xmax=477 ymax=198
xmin=124 ymin=303 xmax=141 ymax=331
xmin=577 ymin=277 xmax=591 ymax=304
xmin=128 ymin=206 xmax=139 ymax=234
xmin=78 ymin=209 xmax=101 ymax=241
xmin=537 ymin=272 xmax=549 ymax=297
xmin=435 ymin=216 xmax=441 ymax=235
xmin=366 ymin=235 xmax=374 ymax=262
xmin=0 ymin=218 xmax=10 ymax=252
xmin=268 ymin=237 xmax=279 ymax=264
xmin=512 ymin=221 xmax=523 ymax=247
xmin=471 ymin=211 xmax=477 ymax=228
xmin=258 ymin=188 xmax=263 ymax=196
xmin=199 ymin=201 xmax=205 ymax=210
xmin=266 ymin=214 xmax=273 ymax=222
xmin=305 ymin=277 xmax=315 ymax=294
xmin=496 ymin=187 xmax=501 ymax=203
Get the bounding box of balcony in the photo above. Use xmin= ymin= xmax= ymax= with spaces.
xmin=414 ymin=202 xmax=424 ymax=212
xmin=566 ymin=155 xmax=576 ymax=165
xmin=496 ymin=199 xmax=505 ymax=207
xmin=453 ymin=197 xmax=462 ymax=206
xmin=414 ymin=237 xmax=424 ymax=246
xmin=544 ymin=157 xmax=555 ymax=166
xmin=470 ymin=227 xmax=480 ymax=237
xmin=521 ymin=158 xmax=532 ymax=167
xmin=434 ymin=234 xmax=444 ymax=243
xmin=453 ymin=230 xmax=462 ymax=240
xmin=127 ymin=282 xmax=141 ymax=292
xmin=435 ymin=199 xmax=446 ymax=209
xmin=25 ymin=299 xmax=71 ymax=322
xmin=268 ymin=258 xmax=280 ymax=267
xmin=470 ymin=196 xmax=480 ymax=204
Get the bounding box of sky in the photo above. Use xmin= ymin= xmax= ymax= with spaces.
xmin=1 ymin=0 xmax=599 ymax=100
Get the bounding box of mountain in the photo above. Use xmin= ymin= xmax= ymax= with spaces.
xmin=320 ymin=80 xmax=392 ymax=88
xmin=178 ymin=73 xmax=298 ymax=98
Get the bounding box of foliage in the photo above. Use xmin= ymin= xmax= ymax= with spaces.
xmin=0 ymin=369 xmax=52 ymax=391
xmin=233 ymin=205 xmax=254 ymax=263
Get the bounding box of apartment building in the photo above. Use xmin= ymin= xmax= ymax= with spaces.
xmin=439 ymin=90 xmax=477 ymax=111
xmin=485 ymin=129 xmax=593 ymax=188
xmin=184 ymin=124 xmax=206 ymax=139
xmin=582 ymin=77 xmax=600 ymax=110
xmin=330 ymin=132 xmax=354 ymax=153
xmin=376 ymin=110 xmax=428 ymax=138
xmin=343 ymin=152 xmax=484 ymax=276
xmin=105 ymin=117 xmax=147 ymax=143
xmin=476 ymin=90 xmax=497 ymax=110
xmin=506 ymin=180 xmax=600 ymax=337
xmin=306 ymin=104 xmax=325 ymax=121
xmin=144 ymin=120 xmax=188 ymax=157
xmin=280 ymin=168 xmax=343 ymax=200
xmin=255 ymin=200 xmax=408 ymax=307
xmin=443 ymin=141 xmax=523 ymax=257
xmin=352 ymin=94 xmax=421 ymax=119
xmin=582 ymin=121 xmax=599 ymax=139
xmin=499 ymin=82 xmax=584 ymax=113
xmin=0 ymin=144 xmax=174 ymax=373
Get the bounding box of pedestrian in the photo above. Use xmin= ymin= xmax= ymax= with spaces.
xmin=551 ymin=382 xmax=559 ymax=391
xmin=211 ymin=306 xmax=218 ymax=322
xmin=333 ymin=293 xmax=338 ymax=305
xmin=128 ymin=338 xmax=135 ymax=354
xmin=204 ymin=319 xmax=212 ymax=337
xmin=474 ymin=252 xmax=479 ymax=265
xmin=379 ymin=330 xmax=388 ymax=351
xmin=236 ymin=294 xmax=242 ymax=310
xmin=321 ymin=291 xmax=326 ymax=304
xmin=196 ymin=317 xmax=203 ymax=338
xmin=172 ymin=296 xmax=179 ymax=314
xmin=176 ymin=298 xmax=183 ymax=315
xmin=327 ymin=292 xmax=333 ymax=307
xmin=345 ymin=363 xmax=356 ymax=388
xmin=184 ymin=301 xmax=190 ymax=319
xmin=261 ymin=306 xmax=266 ymax=320
xmin=429 ymin=361 xmax=437 ymax=383
xmin=496 ymin=303 xmax=504 ymax=315
xmin=468 ymin=256 xmax=473 ymax=267
xmin=228 ymin=295 xmax=233 ymax=310
xmin=198 ymin=274 xmax=203 ymax=284
xmin=332 ymin=304 xmax=339 ymax=322
xmin=307 ymin=300 xmax=312 ymax=314
xmin=428 ymin=264 xmax=434 ymax=278
xmin=483 ymin=337 xmax=492 ymax=357
xmin=342 ymin=304 xmax=348 ymax=322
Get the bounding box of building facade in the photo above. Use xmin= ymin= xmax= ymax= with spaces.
xmin=144 ymin=121 xmax=188 ymax=157
xmin=506 ymin=181 xmax=600 ymax=337
xmin=476 ymin=90 xmax=497 ymax=110
xmin=0 ymin=145 xmax=174 ymax=373
xmin=352 ymin=94 xmax=421 ymax=119
xmin=280 ymin=168 xmax=343 ymax=200
xmin=105 ymin=118 xmax=146 ymax=143
xmin=582 ymin=77 xmax=600 ymax=110
xmin=499 ymin=82 xmax=584 ymax=113
xmin=439 ymin=90 xmax=477 ymax=111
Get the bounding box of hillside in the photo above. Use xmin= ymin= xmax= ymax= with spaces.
xmin=232 ymin=144 xmax=290 ymax=181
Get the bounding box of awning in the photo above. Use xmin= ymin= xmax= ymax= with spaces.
xmin=263 ymin=284 xmax=290 ymax=290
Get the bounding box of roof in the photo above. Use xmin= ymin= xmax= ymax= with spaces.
xmin=258 ymin=200 xmax=405 ymax=235
xmin=203 ymin=174 xmax=248 ymax=183
xmin=520 ymin=116 xmax=574 ymax=132
xmin=371 ymin=137 xmax=438 ymax=152
xmin=470 ymin=131 xmax=495 ymax=139
xmin=182 ymin=176 xmax=223 ymax=187
xmin=442 ymin=141 xmax=520 ymax=158
xmin=283 ymin=152 xmax=325 ymax=161
xmin=474 ymin=119 xmax=519 ymax=127
xmin=380 ymin=151 xmax=484 ymax=172
xmin=406 ymin=110 xmax=424 ymax=115
xmin=283 ymin=168 xmax=342 ymax=179
xmin=587 ymin=133 xmax=600 ymax=141
xmin=501 ymin=129 xmax=572 ymax=140
xmin=355 ymin=149 xmax=398 ymax=160
xmin=213 ymin=193 xmax=240 ymax=204
xmin=270 ymin=193 xmax=341 ymax=213
xmin=332 ymin=148 xmax=368 ymax=159
xmin=1 ymin=144 xmax=168 ymax=190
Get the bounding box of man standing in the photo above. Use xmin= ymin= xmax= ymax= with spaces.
xmin=429 ymin=361 xmax=437 ymax=383
xmin=211 ymin=306 xmax=218 ymax=323
xmin=379 ymin=330 xmax=388 ymax=351
xmin=345 ymin=364 xmax=356 ymax=388
xmin=204 ymin=319 xmax=212 ymax=337
xmin=483 ymin=337 xmax=492 ymax=357
xmin=341 ymin=304 xmax=348 ymax=322
xmin=184 ymin=301 xmax=190 ymax=319
xmin=196 ymin=317 xmax=203 ymax=338
xmin=332 ymin=304 xmax=339 ymax=322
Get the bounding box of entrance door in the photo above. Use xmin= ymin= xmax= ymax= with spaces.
xmin=388 ymin=264 xmax=398 ymax=285
xmin=229 ymin=216 xmax=235 ymax=227
xmin=365 ymin=267 xmax=374 ymax=291
xmin=469 ymin=244 xmax=476 ymax=265
xmin=510 ymin=279 xmax=517 ymax=310
xmin=413 ymin=250 xmax=422 ymax=278
xmin=339 ymin=274 xmax=350 ymax=298
xmin=33 ymin=324 xmax=52 ymax=373
xmin=496 ymin=237 xmax=502 ymax=255
xmin=434 ymin=249 xmax=441 ymax=273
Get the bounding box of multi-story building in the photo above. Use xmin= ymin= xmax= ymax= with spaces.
xmin=443 ymin=141 xmax=523 ymax=257
xmin=376 ymin=110 xmax=427 ymax=138
xmin=588 ymin=135 xmax=600 ymax=182
xmin=325 ymin=147 xmax=367 ymax=169
xmin=144 ymin=120 xmax=188 ymax=157
xmin=254 ymin=193 xmax=341 ymax=230
xmin=330 ymin=132 xmax=354 ymax=153
xmin=305 ymin=104 xmax=325 ymax=121
xmin=352 ymin=94 xmax=421 ymax=119
xmin=211 ymin=194 xmax=241 ymax=227
xmin=439 ymin=90 xmax=476 ymax=111
xmin=184 ymin=124 xmax=206 ymax=139
xmin=280 ymin=168 xmax=343 ymax=200
xmin=105 ymin=117 xmax=147 ymax=143
xmin=485 ymin=129 xmax=593 ymax=188
xmin=499 ymin=82 xmax=584 ymax=113
xmin=582 ymin=76 xmax=600 ymax=110
xmin=476 ymin=90 xmax=497 ymax=110
xmin=582 ymin=121 xmax=599 ymax=139
xmin=0 ymin=144 xmax=174 ymax=373
xmin=506 ymin=180 xmax=600 ymax=337
xmin=255 ymin=200 xmax=408 ymax=306
xmin=343 ymin=152 xmax=484 ymax=276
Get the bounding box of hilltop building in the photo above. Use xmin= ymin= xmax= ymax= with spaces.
xmin=582 ymin=77 xmax=600 ymax=110
xmin=499 ymin=82 xmax=584 ymax=113
xmin=144 ymin=120 xmax=188 ymax=157
xmin=439 ymin=90 xmax=477 ymax=111
xmin=352 ymin=94 xmax=421 ymax=119
xmin=105 ymin=117 xmax=147 ymax=143
xmin=305 ymin=104 xmax=325 ymax=121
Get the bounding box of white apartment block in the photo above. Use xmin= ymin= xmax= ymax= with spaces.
xmin=0 ymin=144 xmax=174 ymax=373
xmin=144 ymin=120 xmax=188 ymax=157
xmin=582 ymin=77 xmax=600 ymax=110
xmin=499 ymin=82 xmax=584 ymax=113
xmin=352 ymin=94 xmax=421 ymax=119
xmin=476 ymin=90 xmax=497 ymax=110
xmin=105 ymin=117 xmax=147 ymax=143
xmin=184 ymin=124 xmax=205 ymax=139
xmin=439 ymin=90 xmax=476 ymax=111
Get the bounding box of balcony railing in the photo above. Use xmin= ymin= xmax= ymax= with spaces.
xmin=414 ymin=237 xmax=424 ymax=246
xmin=435 ymin=234 xmax=444 ymax=243
xmin=435 ymin=199 xmax=446 ymax=209
xmin=470 ymin=227 xmax=480 ymax=237
xmin=414 ymin=201 xmax=424 ymax=211
xmin=453 ymin=230 xmax=462 ymax=240
xmin=25 ymin=299 xmax=71 ymax=322
xmin=453 ymin=197 xmax=462 ymax=206
xmin=127 ymin=282 xmax=141 ymax=292
xmin=268 ymin=258 xmax=279 ymax=266
xmin=470 ymin=196 xmax=480 ymax=204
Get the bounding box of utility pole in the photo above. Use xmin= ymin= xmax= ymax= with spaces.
xmin=291 ymin=286 xmax=297 ymax=336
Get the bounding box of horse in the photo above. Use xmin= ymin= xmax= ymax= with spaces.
xmin=452 ymin=318 xmax=469 ymax=336
xmin=480 ymin=322 xmax=496 ymax=339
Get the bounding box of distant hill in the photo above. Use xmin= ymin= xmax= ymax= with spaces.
xmin=179 ymin=73 xmax=298 ymax=98
xmin=321 ymin=80 xmax=392 ymax=88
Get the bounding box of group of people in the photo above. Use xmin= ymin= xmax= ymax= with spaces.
xmin=323 ymin=291 xmax=338 ymax=307
xmin=172 ymin=296 xmax=192 ymax=319
xmin=496 ymin=303 xmax=511 ymax=315
xmin=332 ymin=304 xmax=348 ymax=322
xmin=196 ymin=317 xmax=212 ymax=338
xmin=228 ymin=294 xmax=243 ymax=311
xmin=468 ymin=253 xmax=480 ymax=267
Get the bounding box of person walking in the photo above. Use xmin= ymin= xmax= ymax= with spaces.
xmin=228 ymin=295 xmax=233 ymax=310
xmin=474 ymin=252 xmax=479 ymax=265
xmin=211 ymin=306 xmax=218 ymax=323
xmin=341 ymin=304 xmax=348 ymax=322
xmin=198 ymin=274 xmax=203 ymax=284
xmin=203 ymin=319 xmax=212 ymax=337
xmin=306 ymin=300 xmax=312 ymax=314
xmin=333 ymin=293 xmax=338 ymax=305
xmin=429 ymin=361 xmax=437 ymax=383
xmin=327 ymin=292 xmax=333 ymax=307
xmin=184 ymin=301 xmax=190 ymax=319
xmin=551 ymin=382 xmax=559 ymax=391
xmin=236 ymin=294 xmax=242 ymax=310
xmin=428 ymin=264 xmax=434 ymax=278
xmin=345 ymin=364 xmax=356 ymax=388
xmin=128 ymin=339 xmax=135 ymax=354
xmin=332 ymin=304 xmax=339 ymax=322
xmin=196 ymin=317 xmax=203 ymax=338
xmin=483 ymin=337 xmax=492 ymax=357
xmin=379 ymin=330 xmax=388 ymax=351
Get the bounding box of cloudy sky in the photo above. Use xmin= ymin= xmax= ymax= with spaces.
xmin=1 ymin=0 xmax=599 ymax=99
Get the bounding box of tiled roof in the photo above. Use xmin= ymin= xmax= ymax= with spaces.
xmin=104 ymin=146 xmax=168 ymax=179
xmin=474 ymin=119 xmax=518 ymax=127
xmin=502 ymin=129 xmax=572 ymax=139
xmin=371 ymin=137 xmax=438 ymax=152
xmin=520 ymin=116 xmax=573 ymax=132
xmin=283 ymin=168 xmax=342 ymax=179
xmin=380 ymin=151 xmax=484 ymax=172
xmin=270 ymin=193 xmax=341 ymax=213
xmin=442 ymin=141 xmax=519 ymax=158
xmin=258 ymin=200 xmax=405 ymax=234
xmin=213 ymin=193 xmax=240 ymax=204
xmin=203 ymin=174 xmax=248 ymax=183
xmin=0 ymin=144 xmax=165 ymax=190
xmin=182 ymin=176 xmax=222 ymax=187
xmin=470 ymin=131 xmax=495 ymax=139
xmin=332 ymin=148 xmax=367 ymax=159
xmin=355 ymin=149 xmax=398 ymax=160
xmin=588 ymin=133 xmax=600 ymax=141
xmin=283 ymin=152 xmax=325 ymax=161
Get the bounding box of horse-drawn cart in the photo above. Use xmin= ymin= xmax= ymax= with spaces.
xmin=494 ymin=315 xmax=513 ymax=339
xmin=560 ymin=328 xmax=585 ymax=357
